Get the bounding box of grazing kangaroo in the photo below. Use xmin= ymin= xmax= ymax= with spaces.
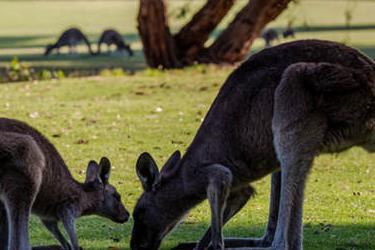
xmin=261 ymin=28 xmax=279 ymax=47
xmin=0 ymin=118 xmax=129 ymax=250
xmin=45 ymin=28 xmax=94 ymax=56
xmin=97 ymin=29 xmax=133 ymax=56
xmin=282 ymin=27 xmax=295 ymax=39
xmin=131 ymin=40 xmax=375 ymax=250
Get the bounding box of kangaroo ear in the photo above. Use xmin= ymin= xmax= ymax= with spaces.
xmin=136 ymin=152 xmax=159 ymax=191
xmin=160 ymin=150 xmax=181 ymax=179
xmin=85 ymin=160 xmax=100 ymax=183
xmin=99 ymin=157 xmax=111 ymax=185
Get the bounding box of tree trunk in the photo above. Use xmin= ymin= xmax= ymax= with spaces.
xmin=137 ymin=0 xmax=291 ymax=68
xmin=137 ymin=0 xmax=181 ymax=68
xmin=174 ymin=0 xmax=236 ymax=64
xmin=199 ymin=0 xmax=292 ymax=64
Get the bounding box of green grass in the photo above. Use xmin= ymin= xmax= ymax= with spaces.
xmin=0 ymin=65 xmax=373 ymax=249
xmin=0 ymin=0 xmax=374 ymax=71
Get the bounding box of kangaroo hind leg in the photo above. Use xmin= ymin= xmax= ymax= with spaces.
xmin=271 ymin=63 xmax=328 ymax=250
xmin=1 ymin=136 xmax=44 ymax=250
xmin=0 ymin=202 xmax=8 ymax=250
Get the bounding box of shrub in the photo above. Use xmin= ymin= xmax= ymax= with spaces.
xmin=1 ymin=58 xmax=66 ymax=83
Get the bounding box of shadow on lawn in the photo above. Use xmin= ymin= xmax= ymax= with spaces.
xmin=169 ymin=222 xmax=375 ymax=250
xmin=357 ymin=45 xmax=375 ymax=59
xmin=276 ymin=23 xmax=375 ymax=33
xmin=210 ymin=23 xmax=375 ymax=38
xmin=0 ymin=49 xmax=146 ymax=73
xmin=38 ymin=220 xmax=373 ymax=250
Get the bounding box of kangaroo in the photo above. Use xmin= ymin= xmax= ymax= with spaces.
xmin=97 ymin=29 xmax=133 ymax=56
xmin=44 ymin=28 xmax=94 ymax=56
xmin=282 ymin=27 xmax=295 ymax=39
xmin=261 ymin=28 xmax=279 ymax=47
xmin=0 ymin=118 xmax=129 ymax=250
xmin=131 ymin=40 xmax=375 ymax=250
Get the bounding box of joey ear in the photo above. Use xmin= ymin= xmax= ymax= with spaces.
xmin=99 ymin=157 xmax=111 ymax=185
xmin=85 ymin=160 xmax=100 ymax=184
xmin=160 ymin=150 xmax=181 ymax=179
xmin=136 ymin=152 xmax=159 ymax=191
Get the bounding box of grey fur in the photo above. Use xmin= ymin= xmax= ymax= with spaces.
xmin=131 ymin=40 xmax=374 ymax=250
xmin=0 ymin=118 xmax=129 ymax=250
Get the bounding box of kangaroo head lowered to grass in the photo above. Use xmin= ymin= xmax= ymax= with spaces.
xmin=44 ymin=27 xmax=94 ymax=56
xmin=131 ymin=40 xmax=375 ymax=250
xmin=97 ymin=29 xmax=134 ymax=56
xmin=0 ymin=118 xmax=129 ymax=250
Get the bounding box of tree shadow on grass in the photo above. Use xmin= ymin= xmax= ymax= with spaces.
xmin=356 ymin=45 xmax=375 ymax=59
xmin=0 ymin=49 xmax=146 ymax=72
xmin=276 ymin=24 xmax=375 ymax=33
xmin=0 ymin=35 xmax=51 ymax=49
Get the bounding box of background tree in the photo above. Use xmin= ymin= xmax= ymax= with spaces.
xmin=138 ymin=0 xmax=292 ymax=69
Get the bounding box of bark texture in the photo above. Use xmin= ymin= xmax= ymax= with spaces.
xmin=137 ymin=0 xmax=180 ymax=68
xmin=138 ymin=0 xmax=292 ymax=68
xmin=174 ymin=0 xmax=236 ymax=64
xmin=202 ymin=0 xmax=292 ymax=63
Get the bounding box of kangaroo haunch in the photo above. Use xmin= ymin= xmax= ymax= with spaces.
xmin=131 ymin=40 xmax=375 ymax=250
xmin=0 ymin=118 xmax=129 ymax=250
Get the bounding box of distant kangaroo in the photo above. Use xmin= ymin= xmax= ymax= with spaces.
xmin=282 ymin=27 xmax=295 ymax=39
xmin=131 ymin=40 xmax=374 ymax=250
xmin=97 ymin=29 xmax=133 ymax=56
xmin=45 ymin=28 xmax=94 ymax=56
xmin=261 ymin=28 xmax=279 ymax=47
xmin=0 ymin=118 xmax=129 ymax=250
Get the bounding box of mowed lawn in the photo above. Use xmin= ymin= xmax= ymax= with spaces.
xmin=0 ymin=66 xmax=374 ymax=249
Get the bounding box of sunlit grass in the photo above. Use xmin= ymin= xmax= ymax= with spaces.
xmin=0 ymin=65 xmax=373 ymax=249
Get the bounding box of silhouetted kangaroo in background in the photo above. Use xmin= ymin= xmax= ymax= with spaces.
xmin=44 ymin=28 xmax=94 ymax=56
xmin=282 ymin=27 xmax=295 ymax=39
xmin=0 ymin=118 xmax=129 ymax=250
xmin=97 ymin=29 xmax=133 ymax=56
xmin=131 ymin=40 xmax=374 ymax=250
xmin=261 ymin=28 xmax=279 ymax=47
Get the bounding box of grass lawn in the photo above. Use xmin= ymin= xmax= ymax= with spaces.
xmin=0 ymin=65 xmax=373 ymax=249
